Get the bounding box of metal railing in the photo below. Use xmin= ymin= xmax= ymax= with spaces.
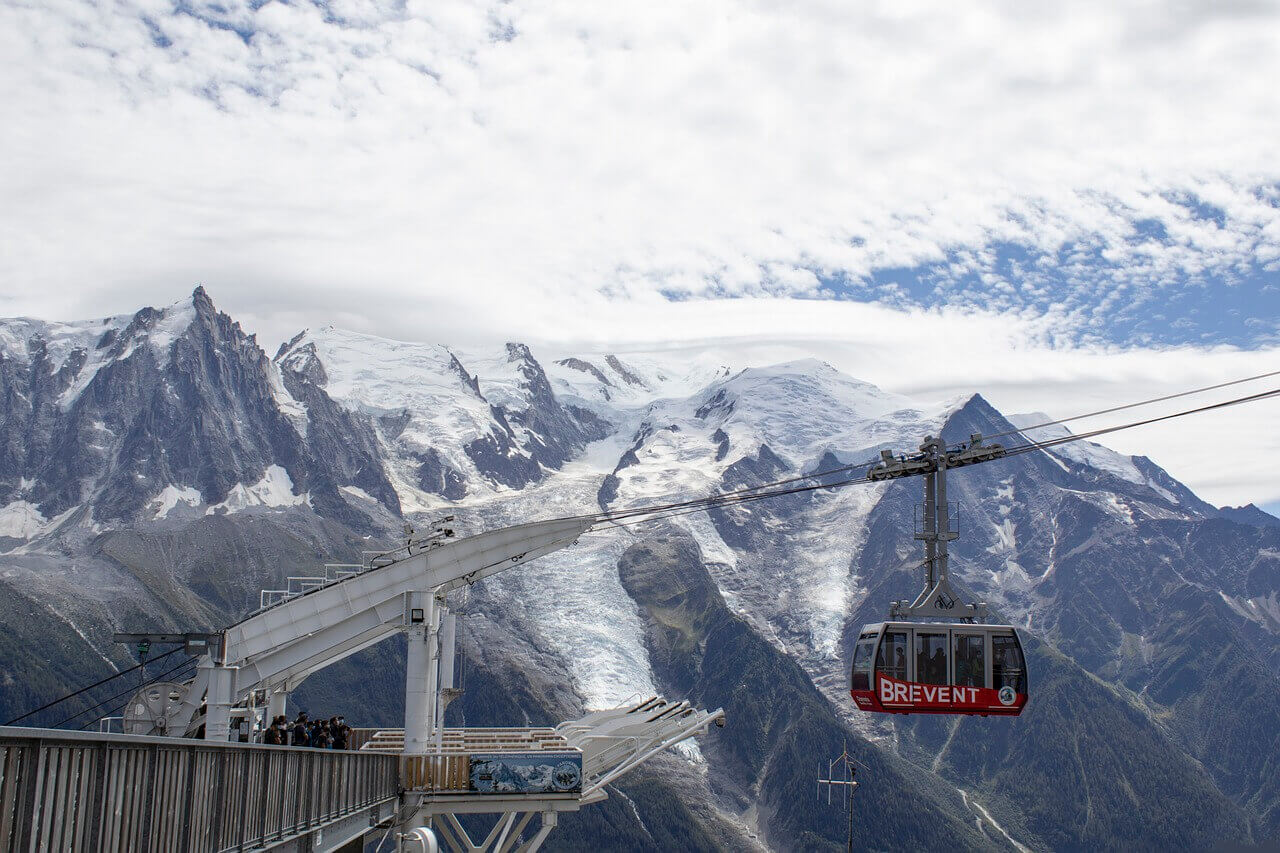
xmin=256 ymin=515 xmax=459 ymax=614
xmin=0 ymin=726 xmax=399 ymax=853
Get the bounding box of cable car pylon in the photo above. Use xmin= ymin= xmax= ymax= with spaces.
xmin=869 ymin=433 xmax=1005 ymax=621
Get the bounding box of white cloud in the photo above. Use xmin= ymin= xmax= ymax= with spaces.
xmin=2 ymin=0 xmax=1279 ymax=508
xmin=3 ymin=0 xmax=1279 ymax=320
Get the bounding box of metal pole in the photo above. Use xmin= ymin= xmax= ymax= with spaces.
xmin=936 ymin=448 xmax=951 ymax=587
xmin=846 ymin=773 xmax=853 ymax=853
xmin=403 ymin=592 xmax=437 ymax=753
xmin=923 ymin=465 xmax=938 ymax=591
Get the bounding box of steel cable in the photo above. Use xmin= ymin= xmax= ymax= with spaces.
xmin=56 ymin=653 xmax=198 ymax=730
xmin=980 ymin=367 xmax=1280 ymax=442
xmin=3 ymin=646 xmax=182 ymax=726
xmin=77 ymin=658 xmax=199 ymax=732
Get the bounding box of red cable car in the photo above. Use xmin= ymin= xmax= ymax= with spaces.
xmin=849 ymin=621 xmax=1027 ymax=715
xmin=850 ymin=434 xmax=1030 ymax=717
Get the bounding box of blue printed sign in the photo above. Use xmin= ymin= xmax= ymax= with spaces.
xmin=469 ymin=752 xmax=582 ymax=794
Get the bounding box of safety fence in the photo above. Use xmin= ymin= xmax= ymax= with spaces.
xmin=0 ymin=726 xmax=399 ymax=853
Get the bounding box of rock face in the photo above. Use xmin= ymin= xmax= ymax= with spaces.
xmin=2 ymin=290 xmax=1278 ymax=850
xmin=0 ymin=288 xmax=388 ymax=527
xmin=274 ymin=332 xmax=608 ymax=499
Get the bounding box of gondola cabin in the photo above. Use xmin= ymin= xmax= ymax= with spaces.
xmin=850 ymin=622 xmax=1027 ymax=716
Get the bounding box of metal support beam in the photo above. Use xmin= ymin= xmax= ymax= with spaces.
xmin=204 ymin=662 xmax=236 ymax=741
xmin=267 ymin=689 xmax=288 ymax=721
xmin=113 ymin=632 xmax=224 ymax=660
xmin=226 ymin=518 xmax=594 ymax=666
xmin=404 ymin=592 xmax=439 ymax=754
xmin=515 ymin=813 xmax=555 ymax=853
xmin=491 ymin=813 xmax=517 ymax=852
xmin=499 ymin=813 xmax=534 ymax=853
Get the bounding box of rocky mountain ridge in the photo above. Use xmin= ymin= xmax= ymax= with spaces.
xmin=2 ymin=288 xmax=1277 ymax=850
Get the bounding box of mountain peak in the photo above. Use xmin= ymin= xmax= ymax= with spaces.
xmin=939 ymin=392 xmax=1007 ymax=442
xmin=190 ymin=284 xmax=217 ymax=317
xmin=1218 ymin=503 xmax=1280 ymax=528
xmin=505 ymin=342 xmax=535 ymax=361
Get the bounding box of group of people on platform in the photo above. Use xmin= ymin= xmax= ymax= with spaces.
xmin=261 ymin=712 xmax=352 ymax=749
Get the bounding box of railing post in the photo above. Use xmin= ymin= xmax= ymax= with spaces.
xmin=277 ymin=753 xmax=290 ymax=835
xmin=237 ymin=750 xmax=252 ymax=850
xmin=321 ymin=753 xmax=330 ymax=821
xmin=305 ymin=751 xmax=316 ymax=830
xmin=211 ymin=748 xmax=227 ymax=852
xmin=178 ymin=747 xmax=197 ymax=853
xmin=291 ymin=751 xmax=304 ymax=835
xmin=16 ymin=741 xmax=44 ymax=852
xmin=136 ymin=744 xmax=160 ymax=853
xmin=86 ymin=744 xmax=109 ymax=851
xmin=256 ymin=748 xmax=272 ymax=844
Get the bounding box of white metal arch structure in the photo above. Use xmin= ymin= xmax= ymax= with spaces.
xmin=557 ymin=697 xmax=726 ymax=799
xmin=192 ymin=517 xmax=596 ymax=740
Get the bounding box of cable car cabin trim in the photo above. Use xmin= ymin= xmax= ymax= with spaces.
xmin=849 ymin=621 xmax=1028 ymax=717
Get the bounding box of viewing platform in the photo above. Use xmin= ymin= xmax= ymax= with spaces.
xmin=0 ymin=725 xmax=398 ymax=853
xmin=1 ymin=520 xmax=725 ymax=851
xmin=0 ymin=695 xmax=722 ymax=852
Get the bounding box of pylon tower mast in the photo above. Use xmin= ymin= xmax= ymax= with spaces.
xmin=868 ymin=433 xmax=1006 ymax=622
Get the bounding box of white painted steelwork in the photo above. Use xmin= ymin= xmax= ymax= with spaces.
xmin=385 ymin=694 xmax=725 ymax=852
xmin=184 ymin=517 xmax=595 ymax=734
xmin=557 ymin=697 xmax=726 ymax=798
xmin=113 ymin=511 xmax=725 ymax=851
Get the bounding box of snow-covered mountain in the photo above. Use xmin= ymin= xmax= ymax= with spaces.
xmin=2 ymin=289 xmax=1277 ymax=850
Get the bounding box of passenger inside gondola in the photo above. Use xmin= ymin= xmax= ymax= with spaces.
xmin=916 ymin=632 xmax=947 ymax=685
xmin=992 ymin=635 xmax=1026 ymax=693
xmin=953 ymin=633 xmax=985 ymax=688
xmin=878 ymin=631 xmax=908 ymax=681
xmin=850 ymin=635 xmax=874 ymax=691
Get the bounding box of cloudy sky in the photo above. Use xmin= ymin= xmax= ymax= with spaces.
xmin=2 ymin=0 xmax=1279 ymax=510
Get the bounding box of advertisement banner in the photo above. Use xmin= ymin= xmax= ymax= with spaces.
xmin=469 ymin=752 xmax=583 ymax=794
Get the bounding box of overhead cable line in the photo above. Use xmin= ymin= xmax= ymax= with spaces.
xmin=982 ymin=367 xmax=1280 ymax=442
xmin=1000 ymin=385 xmax=1280 ymax=460
xmin=590 ymin=383 xmax=1280 ymax=530
xmin=589 ymin=370 xmax=1279 ymax=530
xmin=560 ymin=454 xmax=883 ymax=527
xmin=3 ymin=646 xmax=182 ymax=726
xmin=54 ymin=653 xmax=197 ymax=730
xmin=77 ymin=659 xmax=199 ymax=732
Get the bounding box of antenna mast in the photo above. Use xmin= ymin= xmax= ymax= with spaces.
xmin=816 ymin=741 xmax=860 ymax=852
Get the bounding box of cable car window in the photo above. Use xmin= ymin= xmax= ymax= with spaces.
xmin=915 ymin=632 xmax=948 ymax=685
xmin=851 ymin=636 xmax=875 ymax=691
xmin=992 ymin=634 xmax=1026 ymax=694
xmin=877 ymin=631 xmax=907 ymax=681
xmin=953 ymin=634 xmax=985 ymax=688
